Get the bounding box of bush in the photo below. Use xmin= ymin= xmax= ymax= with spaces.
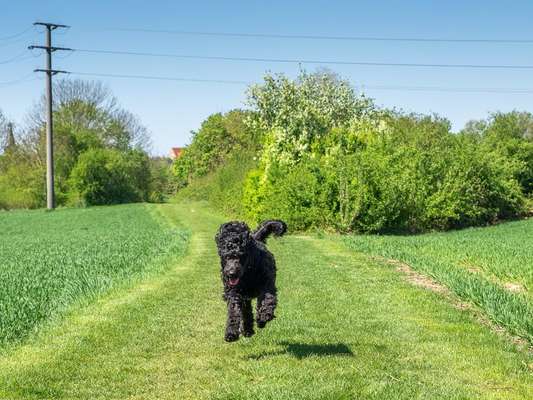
xmin=176 ymin=72 xmax=529 ymax=234
xmin=0 ymin=151 xmax=45 ymax=210
xmin=173 ymin=110 xmax=259 ymax=188
xmin=247 ymin=159 xmax=327 ymax=230
xmin=464 ymin=111 xmax=533 ymax=196
xmin=243 ymin=113 xmax=526 ymax=233
xmin=175 ymin=152 xmax=257 ymax=219
xmin=69 ymin=148 xmax=150 ymax=206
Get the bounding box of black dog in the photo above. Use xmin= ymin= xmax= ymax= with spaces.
xmin=215 ymin=220 xmax=286 ymax=342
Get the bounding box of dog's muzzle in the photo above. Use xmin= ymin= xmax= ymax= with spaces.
xmin=225 ymin=260 xmax=241 ymax=287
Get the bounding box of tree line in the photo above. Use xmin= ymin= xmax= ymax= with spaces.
xmin=174 ymin=70 xmax=533 ymax=233
xmin=0 ymin=79 xmax=173 ymax=209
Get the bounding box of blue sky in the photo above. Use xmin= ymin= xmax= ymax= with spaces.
xmin=1 ymin=1 xmax=533 ymax=155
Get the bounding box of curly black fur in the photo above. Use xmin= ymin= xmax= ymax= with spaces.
xmin=215 ymin=220 xmax=287 ymax=342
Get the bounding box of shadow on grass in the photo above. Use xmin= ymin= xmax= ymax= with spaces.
xmin=246 ymin=341 xmax=354 ymax=360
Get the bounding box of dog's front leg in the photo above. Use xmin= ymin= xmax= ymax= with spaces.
xmin=225 ymin=293 xmax=243 ymax=342
xmin=256 ymin=291 xmax=277 ymax=328
xmin=240 ymin=299 xmax=255 ymax=337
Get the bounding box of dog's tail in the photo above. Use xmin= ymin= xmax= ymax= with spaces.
xmin=252 ymin=220 xmax=287 ymax=243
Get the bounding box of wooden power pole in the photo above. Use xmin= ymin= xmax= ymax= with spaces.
xmin=29 ymin=22 xmax=71 ymax=210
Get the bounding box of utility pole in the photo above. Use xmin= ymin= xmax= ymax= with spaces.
xmin=29 ymin=22 xmax=71 ymax=210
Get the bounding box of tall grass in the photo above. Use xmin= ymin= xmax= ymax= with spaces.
xmin=0 ymin=204 xmax=188 ymax=347
xmin=344 ymin=219 xmax=533 ymax=342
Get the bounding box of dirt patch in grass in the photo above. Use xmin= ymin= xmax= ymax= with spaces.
xmin=503 ymin=282 xmax=526 ymax=293
xmin=385 ymin=258 xmax=449 ymax=294
xmin=458 ymin=260 xmax=527 ymax=295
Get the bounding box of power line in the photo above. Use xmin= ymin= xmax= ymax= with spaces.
xmin=69 ymin=71 xmax=249 ymax=85
xmin=358 ymin=84 xmax=533 ymax=94
xmin=74 ymin=48 xmax=533 ymax=70
xmin=101 ymin=27 xmax=533 ymax=44
xmin=0 ymin=50 xmax=34 ymax=65
xmin=0 ymin=72 xmax=36 ymax=86
xmin=67 ymin=71 xmax=533 ymax=94
xmin=0 ymin=26 xmax=33 ymax=41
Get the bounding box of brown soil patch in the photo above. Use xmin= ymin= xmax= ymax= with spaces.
xmin=385 ymin=258 xmax=449 ymax=294
xmin=503 ymin=282 xmax=526 ymax=293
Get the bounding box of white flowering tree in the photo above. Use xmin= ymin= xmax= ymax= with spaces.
xmin=247 ymin=69 xmax=375 ymax=167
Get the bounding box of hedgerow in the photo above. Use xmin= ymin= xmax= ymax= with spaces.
xmin=173 ymin=70 xmax=530 ymax=233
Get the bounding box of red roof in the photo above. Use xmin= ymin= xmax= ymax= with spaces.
xmin=170 ymin=147 xmax=185 ymax=158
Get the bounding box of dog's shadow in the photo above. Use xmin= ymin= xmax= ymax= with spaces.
xmin=246 ymin=341 xmax=354 ymax=360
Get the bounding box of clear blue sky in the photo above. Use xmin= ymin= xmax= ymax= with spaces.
xmin=1 ymin=1 xmax=533 ymax=155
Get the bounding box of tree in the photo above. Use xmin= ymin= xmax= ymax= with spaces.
xmin=247 ymin=69 xmax=374 ymax=166
xmin=173 ymin=109 xmax=258 ymax=187
xmin=25 ymin=79 xmax=151 ymax=153
xmin=462 ymin=111 xmax=533 ymax=195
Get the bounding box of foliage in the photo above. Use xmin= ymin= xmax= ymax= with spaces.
xmin=247 ymin=69 xmax=374 ymax=167
xmin=239 ymin=71 xmax=528 ymax=232
xmin=0 ymin=204 xmax=188 ymax=347
xmin=463 ymin=111 xmax=533 ymax=196
xmin=244 ymin=111 xmax=525 ymax=232
xmin=344 ymin=217 xmax=533 ymax=342
xmin=0 ymin=79 xmax=168 ymax=209
xmin=173 ymin=109 xmax=259 ymax=188
xmin=0 ymin=109 xmax=9 ymax=151
xmin=175 ymin=71 xmax=528 ymax=233
xmin=148 ymin=157 xmax=175 ymax=203
xmin=175 ymin=151 xmax=257 ymax=218
xmin=69 ymin=148 xmax=151 ymax=206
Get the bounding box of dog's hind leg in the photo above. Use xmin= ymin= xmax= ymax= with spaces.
xmin=256 ymin=291 xmax=277 ymax=328
xmin=225 ymin=293 xmax=243 ymax=342
xmin=240 ymin=299 xmax=255 ymax=337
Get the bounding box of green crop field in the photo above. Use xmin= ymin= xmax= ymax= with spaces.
xmin=0 ymin=204 xmax=188 ymax=348
xmin=344 ymin=219 xmax=533 ymax=343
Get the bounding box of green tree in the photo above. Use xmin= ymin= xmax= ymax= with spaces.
xmin=173 ymin=109 xmax=258 ymax=187
xmin=69 ymin=148 xmax=150 ymax=206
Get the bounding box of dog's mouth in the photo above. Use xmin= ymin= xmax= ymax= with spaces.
xmin=228 ymin=277 xmax=240 ymax=286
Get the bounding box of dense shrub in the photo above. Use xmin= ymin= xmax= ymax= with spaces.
xmin=176 ymin=152 xmax=256 ymax=218
xmin=69 ymin=148 xmax=150 ymax=206
xmin=175 ymin=71 xmax=529 ymax=233
xmin=463 ymin=111 xmax=533 ymax=196
xmin=244 ymin=112 xmax=525 ymax=233
xmin=173 ymin=110 xmax=259 ymax=188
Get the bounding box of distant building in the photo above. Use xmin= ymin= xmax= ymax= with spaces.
xmin=169 ymin=147 xmax=185 ymax=159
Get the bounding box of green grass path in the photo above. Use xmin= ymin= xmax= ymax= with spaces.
xmin=0 ymin=202 xmax=531 ymax=399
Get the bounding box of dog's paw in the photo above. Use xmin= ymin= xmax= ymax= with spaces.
xmin=241 ymin=328 xmax=255 ymax=337
xmin=225 ymin=331 xmax=240 ymax=342
xmin=256 ymin=314 xmax=274 ymax=328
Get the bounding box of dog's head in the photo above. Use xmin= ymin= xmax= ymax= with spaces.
xmin=215 ymin=221 xmax=253 ymax=287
